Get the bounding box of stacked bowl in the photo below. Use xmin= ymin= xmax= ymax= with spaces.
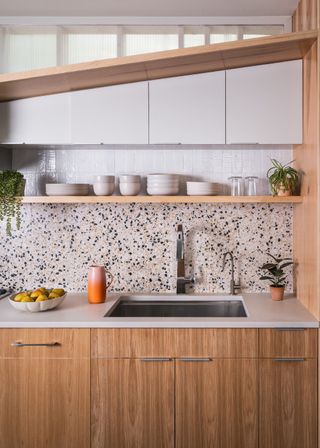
xmin=147 ymin=174 xmax=179 ymax=196
xmin=186 ymin=182 xmax=220 ymax=196
xmin=46 ymin=183 xmax=89 ymax=196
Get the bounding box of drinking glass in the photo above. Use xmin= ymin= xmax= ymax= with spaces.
xmin=229 ymin=176 xmax=243 ymax=196
xmin=245 ymin=176 xmax=258 ymax=196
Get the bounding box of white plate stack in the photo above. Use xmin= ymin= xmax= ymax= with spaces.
xmin=147 ymin=174 xmax=179 ymax=196
xmin=46 ymin=183 xmax=90 ymax=196
xmin=187 ymin=182 xmax=220 ymax=196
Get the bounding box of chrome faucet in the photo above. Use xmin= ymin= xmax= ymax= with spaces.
xmin=222 ymin=251 xmax=241 ymax=295
xmin=176 ymin=224 xmax=194 ymax=294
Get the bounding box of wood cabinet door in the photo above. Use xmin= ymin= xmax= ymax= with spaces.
xmin=259 ymin=358 xmax=317 ymax=448
xmin=226 ymin=60 xmax=302 ymax=144
xmin=175 ymin=359 xmax=258 ymax=448
xmin=91 ymin=358 xmax=174 ymax=448
xmin=0 ymin=358 xmax=90 ymax=448
xmin=70 ymin=81 xmax=149 ymax=144
xmin=149 ymin=71 xmax=226 ymax=144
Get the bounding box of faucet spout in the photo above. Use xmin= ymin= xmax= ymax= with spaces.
xmin=222 ymin=251 xmax=241 ymax=295
xmin=176 ymin=225 xmax=194 ymax=294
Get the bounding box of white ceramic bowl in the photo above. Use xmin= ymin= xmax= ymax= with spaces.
xmin=147 ymin=186 xmax=179 ymax=195
xmin=46 ymin=184 xmax=89 ymax=196
xmin=119 ymin=182 xmax=141 ymax=196
xmin=119 ymin=175 xmax=141 ymax=183
xmin=186 ymin=182 xmax=220 ymax=196
xmin=93 ymin=183 xmax=115 ymax=196
xmin=94 ymin=175 xmax=115 ymax=183
xmin=8 ymin=294 xmax=66 ymax=313
xmin=147 ymin=174 xmax=179 ymax=182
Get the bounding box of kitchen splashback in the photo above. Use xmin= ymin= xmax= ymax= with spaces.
xmin=0 ymin=203 xmax=293 ymax=293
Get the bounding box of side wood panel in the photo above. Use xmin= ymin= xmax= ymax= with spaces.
xmin=292 ymin=0 xmax=318 ymax=32
xmin=0 ymin=358 xmax=90 ymax=448
xmin=91 ymin=328 xmax=258 ymax=358
xmin=0 ymin=329 xmax=90 ymax=359
xmin=175 ymin=359 xmax=258 ymax=448
xmin=91 ymin=358 xmax=174 ymax=448
xmin=259 ymin=328 xmax=318 ymax=358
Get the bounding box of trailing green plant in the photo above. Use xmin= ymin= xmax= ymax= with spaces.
xmin=0 ymin=170 xmax=25 ymax=236
xmin=267 ymin=159 xmax=299 ymax=195
xmin=259 ymin=253 xmax=293 ymax=287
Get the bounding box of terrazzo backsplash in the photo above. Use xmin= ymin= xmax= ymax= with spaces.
xmin=0 ymin=202 xmax=293 ymax=293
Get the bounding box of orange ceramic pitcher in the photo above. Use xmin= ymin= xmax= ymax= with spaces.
xmin=88 ymin=265 xmax=113 ymax=304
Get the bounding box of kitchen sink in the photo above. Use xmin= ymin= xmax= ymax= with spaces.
xmin=105 ymin=295 xmax=247 ymax=318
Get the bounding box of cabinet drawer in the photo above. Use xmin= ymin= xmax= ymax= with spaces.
xmin=0 ymin=329 xmax=90 ymax=359
xmin=259 ymin=329 xmax=317 ymax=358
xmin=91 ymin=329 xmax=258 ymax=358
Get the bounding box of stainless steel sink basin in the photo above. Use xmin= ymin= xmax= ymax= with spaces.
xmin=105 ymin=296 xmax=247 ymax=318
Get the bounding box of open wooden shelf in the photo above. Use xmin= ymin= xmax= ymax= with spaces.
xmin=21 ymin=195 xmax=303 ymax=204
xmin=0 ymin=30 xmax=317 ymax=101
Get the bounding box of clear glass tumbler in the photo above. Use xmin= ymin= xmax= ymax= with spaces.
xmin=229 ymin=176 xmax=243 ymax=196
xmin=245 ymin=176 xmax=258 ymax=196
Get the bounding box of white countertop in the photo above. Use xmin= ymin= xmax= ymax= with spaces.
xmin=0 ymin=292 xmax=318 ymax=328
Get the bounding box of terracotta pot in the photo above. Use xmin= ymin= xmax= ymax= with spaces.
xmin=270 ymin=285 xmax=285 ymax=301
xmin=88 ymin=265 xmax=113 ymax=304
xmin=275 ymin=183 xmax=291 ymax=197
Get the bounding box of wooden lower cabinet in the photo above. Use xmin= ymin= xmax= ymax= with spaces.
xmin=91 ymin=358 xmax=175 ymax=448
xmin=259 ymin=358 xmax=317 ymax=448
xmin=175 ymin=359 xmax=258 ymax=448
xmin=0 ymin=358 xmax=90 ymax=448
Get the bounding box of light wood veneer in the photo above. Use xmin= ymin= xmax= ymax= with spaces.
xmin=259 ymin=328 xmax=318 ymax=358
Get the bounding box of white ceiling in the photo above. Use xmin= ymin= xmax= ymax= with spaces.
xmin=0 ymin=0 xmax=299 ymax=17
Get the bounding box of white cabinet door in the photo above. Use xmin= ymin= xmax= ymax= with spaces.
xmin=226 ymin=60 xmax=302 ymax=144
xmin=0 ymin=92 xmax=70 ymax=144
xmin=149 ymin=72 xmax=226 ymax=144
xmin=70 ymin=82 xmax=148 ymax=144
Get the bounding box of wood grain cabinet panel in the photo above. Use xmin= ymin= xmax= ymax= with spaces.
xmin=0 ymin=328 xmax=90 ymax=359
xmin=259 ymin=328 xmax=317 ymax=358
xmin=259 ymin=358 xmax=317 ymax=448
xmin=91 ymin=358 xmax=174 ymax=448
xmin=175 ymin=359 xmax=258 ymax=448
xmin=0 ymin=358 xmax=90 ymax=448
xmin=91 ymin=328 xmax=258 ymax=358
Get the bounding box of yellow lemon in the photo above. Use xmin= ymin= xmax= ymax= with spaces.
xmin=48 ymin=292 xmax=60 ymax=299
xmin=30 ymin=290 xmax=42 ymax=298
xmin=36 ymin=294 xmax=48 ymax=302
xmin=21 ymin=297 xmax=35 ymax=302
xmin=51 ymin=288 xmax=65 ymax=297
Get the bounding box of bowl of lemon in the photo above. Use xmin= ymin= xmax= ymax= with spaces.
xmin=9 ymin=287 xmax=66 ymax=312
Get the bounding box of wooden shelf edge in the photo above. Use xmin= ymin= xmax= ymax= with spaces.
xmin=21 ymin=195 xmax=303 ymax=204
xmin=0 ymin=30 xmax=317 ymax=102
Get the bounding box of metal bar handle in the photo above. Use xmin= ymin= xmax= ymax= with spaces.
xmin=180 ymin=358 xmax=213 ymax=362
xmin=275 ymin=328 xmax=306 ymax=331
xmin=140 ymin=358 xmax=172 ymax=362
xmin=273 ymin=358 xmax=305 ymax=362
xmin=11 ymin=341 xmax=60 ymax=347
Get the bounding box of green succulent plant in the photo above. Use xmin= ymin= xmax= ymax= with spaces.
xmin=259 ymin=253 xmax=293 ymax=287
xmin=267 ymin=159 xmax=299 ymax=196
xmin=0 ymin=170 xmax=25 ymax=236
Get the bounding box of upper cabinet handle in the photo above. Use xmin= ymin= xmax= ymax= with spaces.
xmin=11 ymin=341 xmax=60 ymax=347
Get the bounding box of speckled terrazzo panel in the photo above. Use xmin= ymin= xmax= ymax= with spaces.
xmin=0 ymin=203 xmax=293 ymax=293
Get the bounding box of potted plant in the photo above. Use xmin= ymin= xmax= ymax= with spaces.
xmin=0 ymin=170 xmax=25 ymax=236
xmin=259 ymin=254 xmax=293 ymax=301
xmin=267 ymin=159 xmax=299 ymax=196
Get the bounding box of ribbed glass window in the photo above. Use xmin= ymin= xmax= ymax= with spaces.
xmin=123 ymin=26 xmax=179 ymax=56
xmin=0 ymin=24 xmax=285 ymax=73
xmin=62 ymin=27 xmax=117 ymax=64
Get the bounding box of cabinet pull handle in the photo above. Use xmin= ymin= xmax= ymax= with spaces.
xmin=179 ymin=357 xmax=213 ymax=362
xmin=11 ymin=341 xmax=60 ymax=347
xmin=275 ymin=328 xmax=305 ymax=331
xmin=140 ymin=357 xmax=172 ymax=362
xmin=273 ymin=358 xmax=305 ymax=362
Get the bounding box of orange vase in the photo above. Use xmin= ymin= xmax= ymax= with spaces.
xmin=88 ymin=265 xmax=113 ymax=304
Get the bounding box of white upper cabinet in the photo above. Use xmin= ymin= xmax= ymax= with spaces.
xmin=0 ymin=92 xmax=70 ymax=144
xmin=226 ymin=60 xmax=302 ymax=144
xmin=149 ymin=72 xmax=226 ymax=144
xmin=70 ymin=82 xmax=148 ymax=144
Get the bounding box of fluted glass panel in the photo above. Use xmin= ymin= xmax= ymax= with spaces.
xmin=184 ymin=27 xmax=205 ymax=48
xmin=243 ymin=25 xmax=284 ymax=39
xmin=210 ymin=26 xmax=238 ymax=44
xmin=123 ymin=26 xmax=178 ymax=56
